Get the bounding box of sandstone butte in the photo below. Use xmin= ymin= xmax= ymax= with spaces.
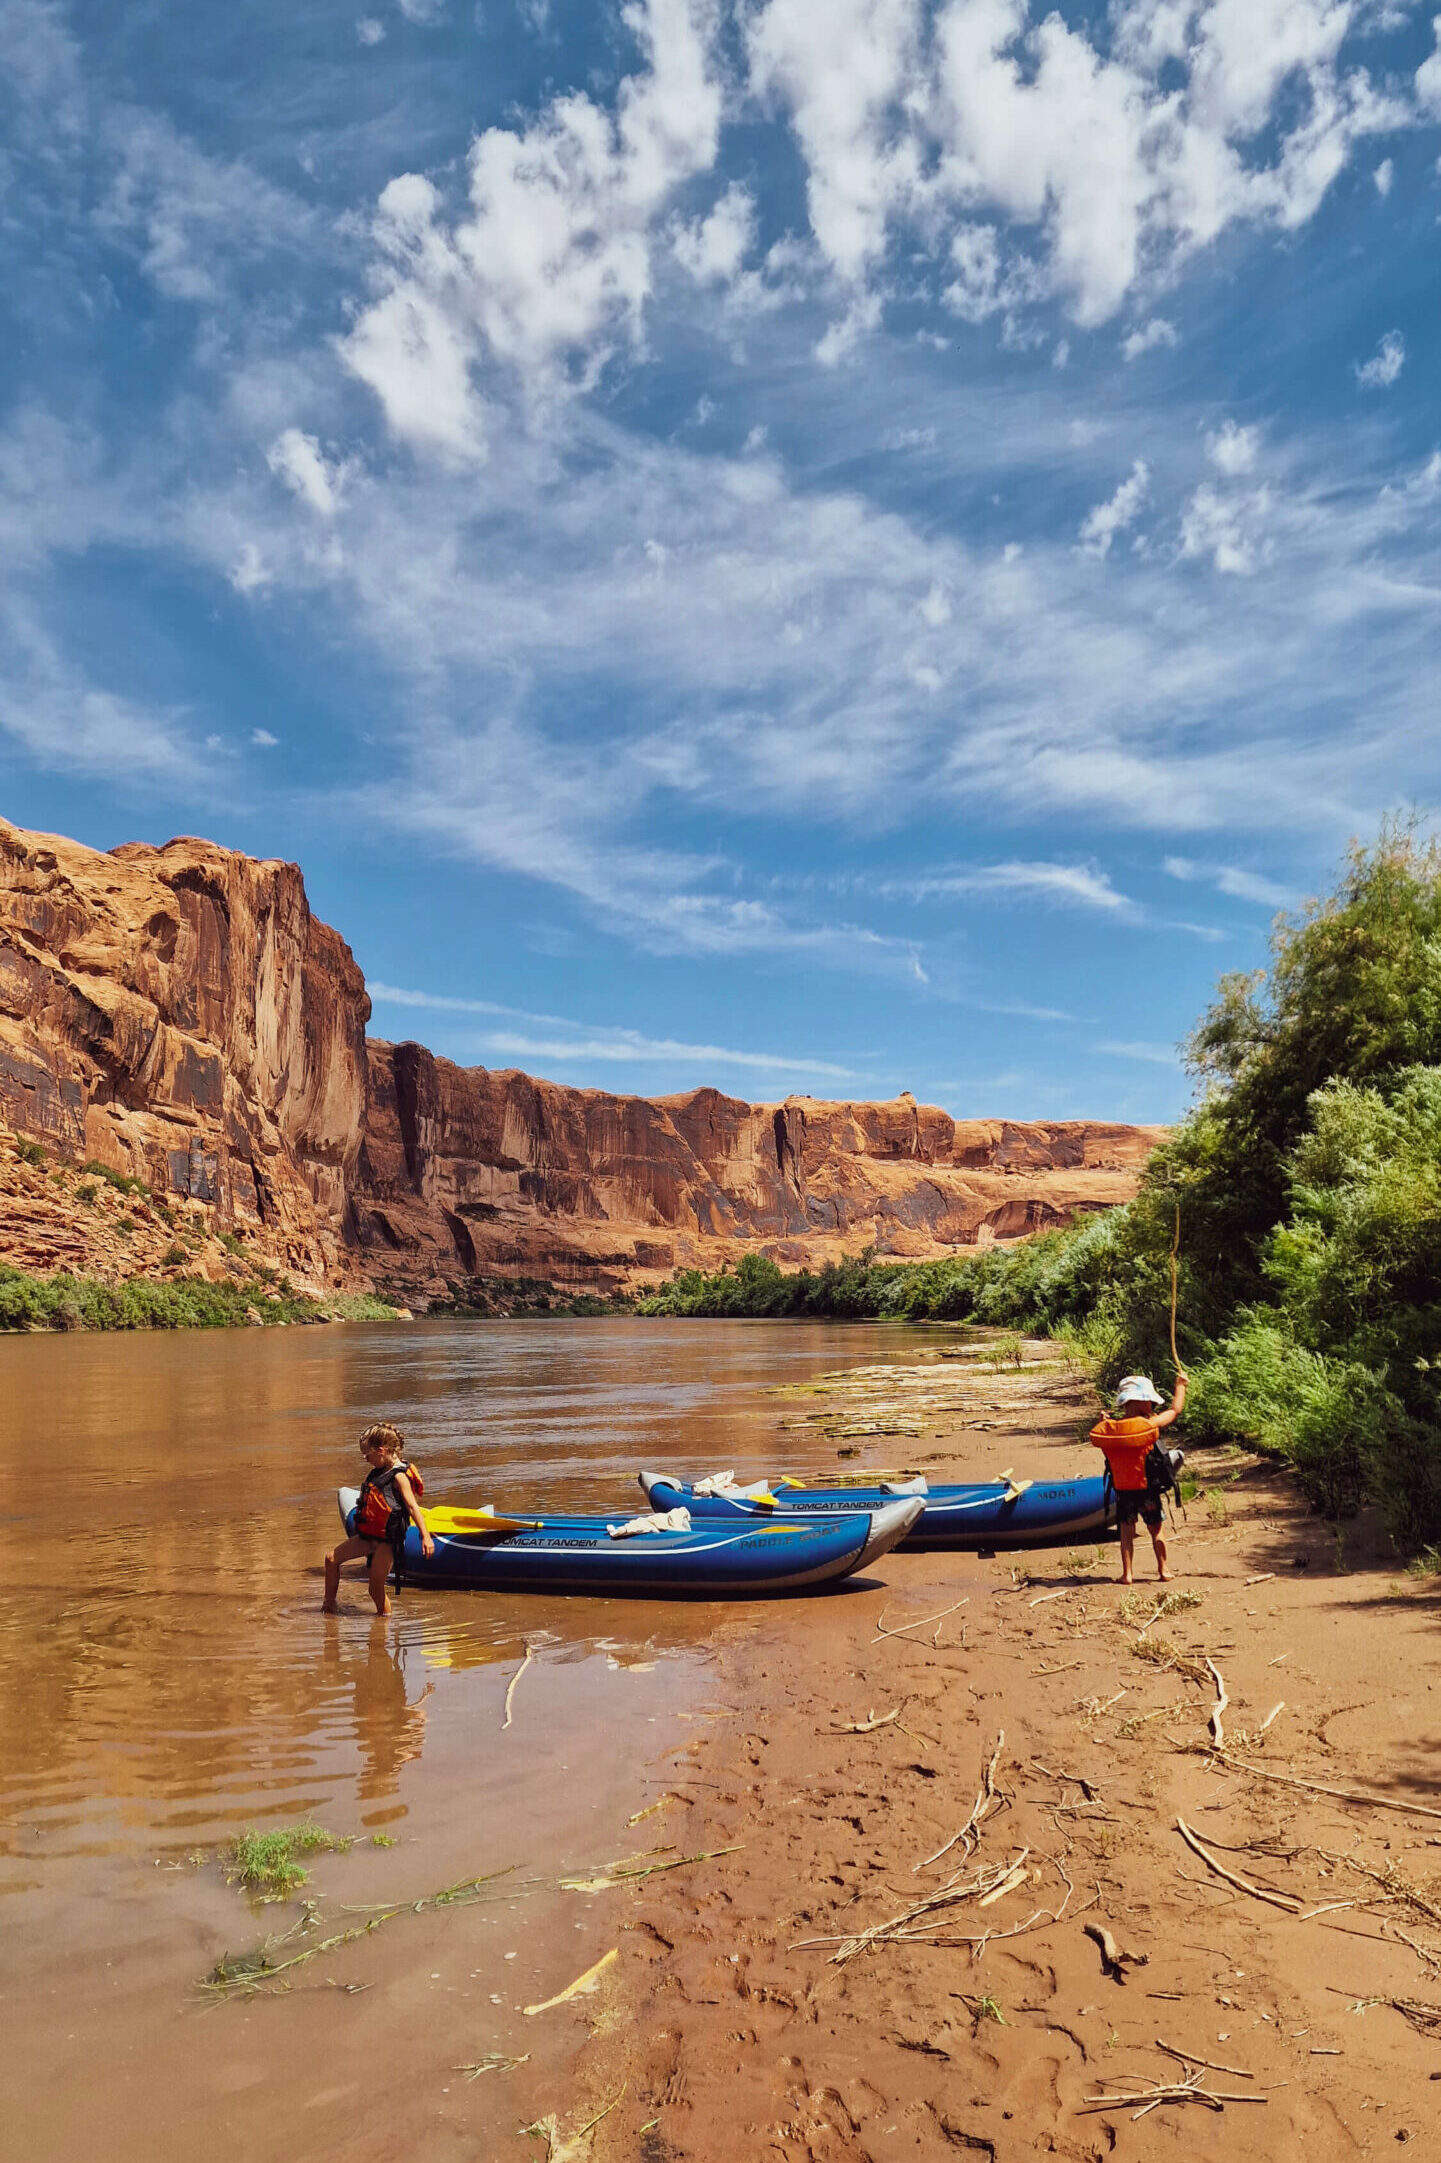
xmin=0 ymin=816 xmax=1165 ymax=1303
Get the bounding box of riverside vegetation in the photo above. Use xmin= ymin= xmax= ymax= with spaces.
xmin=640 ymin=827 xmax=1441 ymax=1552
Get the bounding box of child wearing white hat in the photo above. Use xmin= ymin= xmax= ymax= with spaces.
xmin=1090 ymin=1371 xmax=1188 ymax=1584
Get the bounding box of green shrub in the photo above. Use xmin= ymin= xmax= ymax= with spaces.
xmin=16 ymin=1138 xmax=45 ymax=1167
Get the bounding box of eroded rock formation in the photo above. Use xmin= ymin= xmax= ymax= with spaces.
xmin=0 ymin=816 xmax=1164 ymax=1299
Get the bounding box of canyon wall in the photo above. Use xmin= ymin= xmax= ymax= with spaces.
xmin=0 ymin=817 xmax=1163 ymax=1299
xmin=353 ymin=1041 xmax=1159 ymax=1297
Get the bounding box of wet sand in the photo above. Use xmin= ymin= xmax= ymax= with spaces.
xmin=532 ymin=1345 xmax=1441 ymax=2161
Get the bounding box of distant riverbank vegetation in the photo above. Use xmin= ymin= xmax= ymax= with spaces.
xmin=0 ymin=1265 xmax=399 ymax=1333
xmin=642 ymin=826 xmax=1441 ymax=1550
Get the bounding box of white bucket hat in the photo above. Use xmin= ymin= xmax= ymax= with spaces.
xmin=1117 ymin=1373 xmax=1163 ymax=1408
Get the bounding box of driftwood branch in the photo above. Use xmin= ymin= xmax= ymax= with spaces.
xmin=1205 ymin=1657 xmax=1229 ymax=1749
xmin=1175 ymin=1818 xmax=1301 ymax=1913
xmin=1083 ymin=1920 xmax=1148 ymax=1981
xmin=915 ymin=1732 xmax=1006 ymax=1871
xmin=1216 ymin=1756 xmax=1441 ymax=1823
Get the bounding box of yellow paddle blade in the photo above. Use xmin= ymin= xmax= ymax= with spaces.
xmin=428 ymin=1505 xmax=544 ymax=1535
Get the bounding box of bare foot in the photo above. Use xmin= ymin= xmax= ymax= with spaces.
xmin=322 ymin=1601 xmax=339 ymax=1614
xmin=1158 ymin=1570 xmax=1174 ymax=1582
xmin=1118 ymin=1574 xmax=1133 ymax=1585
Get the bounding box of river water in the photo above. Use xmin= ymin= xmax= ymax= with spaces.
xmin=0 ymin=1317 xmax=935 ymax=2161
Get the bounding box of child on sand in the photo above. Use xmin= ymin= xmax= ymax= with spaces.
xmin=1090 ymin=1372 xmax=1187 ymax=1585
xmin=323 ymin=1422 xmax=434 ymax=1616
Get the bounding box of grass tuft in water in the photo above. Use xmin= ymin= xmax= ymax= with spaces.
xmin=225 ymin=1822 xmax=353 ymax=1897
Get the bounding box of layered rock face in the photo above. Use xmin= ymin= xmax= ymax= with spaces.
xmin=354 ymin=1041 xmax=1162 ymax=1297
xmin=0 ymin=816 xmax=1163 ymax=1299
xmin=0 ymin=819 xmax=370 ymax=1289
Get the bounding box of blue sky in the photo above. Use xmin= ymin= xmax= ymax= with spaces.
xmin=3 ymin=0 xmax=1441 ymax=1122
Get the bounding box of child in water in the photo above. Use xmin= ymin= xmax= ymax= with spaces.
xmin=1090 ymin=1372 xmax=1187 ymax=1585
xmin=323 ymin=1422 xmax=434 ymax=1615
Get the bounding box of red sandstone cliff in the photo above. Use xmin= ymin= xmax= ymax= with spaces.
xmin=0 ymin=817 xmax=1163 ymax=1299
xmin=353 ymin=1041 xmax=1160 ymax=1296
xmin=0 ymin=818 xmax=370 ymax=1288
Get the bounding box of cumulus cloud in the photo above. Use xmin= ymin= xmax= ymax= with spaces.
xmin=341 ymin=0 xmax=722 ymax=451
xmin=1373 ymin=155 xmax=1394 ymax=194
xmin=266 ymin=428 xmax=348 ymax=515
xmin=1179 ymin=481 xmax=1270 ymax=574
xmin=356 ymin=17 xmax=385 ymax=44
xmin=673 ymin=181 xmax=754 ymax=283
xmin=1080 ymin=460 xmax=1149 ymax=557
xmin=1206 ymin=419 xmax=1259 ymax=475
xmin=1355 ymin=329 xmax=1406 ymax=388
xmin=1122 ymin=318 xmax=1179 ymax=361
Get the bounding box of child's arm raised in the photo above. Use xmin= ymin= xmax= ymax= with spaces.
xmin=394 ymin=1471 xmax=435 ymax=1558
xmin=1153 ymin=1373 xmax=1188 ymax=1430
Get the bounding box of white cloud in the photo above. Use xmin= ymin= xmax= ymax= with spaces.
xmin=0 ymin=595 xmax=204 ymax=788
xmin=897 ymin=862 xmax=1134 ymax=911
xmin=1164 ymin=856 xmax=1293 ymax=906
xmin=356 ymin=17 xmax=385 ymax=44
xmin=397 ymin=0 xmax=445 ymax=19
xmin=1417 ymin=20 xmax=1441 ymax=115
xmin=342 ymin=0 xmax=722 ymax=449
xmin=1179 ymin=481 xmax=1269 ymax=573
xmin=673 ymin=181 xmax=755 ymax=284
xmin=251 ymin=727 xmax=279 ymax=747
xmin=266 ymin=428 xmax=348 ymax=515
xmin=1206 ymin=419 xmax=1259 ymax=475
xmin=229 ymin=542 xmax=271 ymax=593
xmin=918 ymin=581 xmax=951 ymax=626
xmin=1373 ymin=155 xmax=1394 ymax=194
xmin=1355 ymin=329 xmax=1406 ymax=388
xmin=1122 ymin=317 xmax=1178 ymax=362
xmin=1079 ymin=459 xmax=1149 ymax=557
xmin=481 ymin=1029 xmax=856 ymax=1077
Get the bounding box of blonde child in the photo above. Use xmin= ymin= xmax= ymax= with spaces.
xmin=323 ymin=1422 xmax=434 ymax=1615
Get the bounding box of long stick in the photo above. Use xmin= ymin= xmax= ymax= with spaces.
xmin=1175 ymin=1818 xmax=1301 ymax=1913
xmin=1169 ymin=1202 xmax=1181 ymax=1372
xmin=1216 ymin=1755 xmax=1441 ymax=1823
xmin=503 ymin=1642 xmax=535 ymax=1731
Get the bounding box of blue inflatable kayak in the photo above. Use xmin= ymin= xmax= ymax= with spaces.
xmin=337 ymin=1488 xmax=922 ymax=1595
xmin=637 ymin=1469 xmax=1118 ymax=1551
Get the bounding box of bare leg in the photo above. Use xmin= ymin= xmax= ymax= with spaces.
xmin=368 ymin=1542 xmax=394 ymax=1616
xmin=1152 ymin=1525 xmax=1171 ymax=1581
xmin=323 ymin=1535 xmax=376 ymax=1612
xmin=1118 ymin=1520 xmax=1136 ymax=1584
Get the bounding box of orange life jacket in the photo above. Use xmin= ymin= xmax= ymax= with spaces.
xmin=1089 ymin=1415 xmax=1159 ymax=1492
xmin=354 ymin=1460 xmax=425 ymax=1541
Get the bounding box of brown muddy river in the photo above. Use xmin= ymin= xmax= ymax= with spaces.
xmin=0 ymin=1317 xmax=936 ymax=2161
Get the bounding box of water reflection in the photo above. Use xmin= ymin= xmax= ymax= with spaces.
xmin=0 ymin=1318 xmax=927 ymax=1872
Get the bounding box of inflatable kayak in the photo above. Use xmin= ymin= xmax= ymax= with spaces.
xmin=637 ymin=1469 xmax=1118 ymax=1551
xmin=336 ymin=1488 xmax=923 ymax=1596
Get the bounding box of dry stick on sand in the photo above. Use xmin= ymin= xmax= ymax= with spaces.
xmin=1156 ymin=2039 xmax=1254 ymax=2080
xmin=915 ymin=1732 xmax=1007 ymax=1871
xmin=503 ymin=1642 xmax=535 ymax=1732
xmin=1081 ymin=2068 xmax=1266 ymax=2120
xmin=872 ymin=1597 xmax=969 ymax=1646
xmin=1084 ymin=1920 xmax=1148 ymax=1982
xmin=1205 ymin=1656 xmax=1229 ymax=1749
xmin=1175 ymin=1819 xmax=1302 ymax=1914
xmin=834 ymin=1707 xmax=901 ymax=1734
xmin=1214 ymin=1756 xmax=1441 ymax=1824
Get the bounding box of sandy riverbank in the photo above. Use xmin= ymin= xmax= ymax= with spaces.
xmin=530 ymin=1343 xmax=1441 ymax=2161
